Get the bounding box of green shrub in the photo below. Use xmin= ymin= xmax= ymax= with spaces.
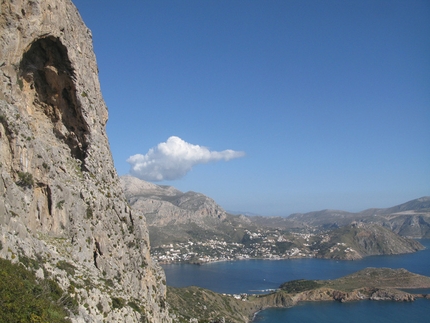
xmin=56 ymin=200 xmax=65 ymax=210
xmin=18 ymin=254 xmax=41 ymax=270
xmin=96 ymin=302 xmax=104 ymax=312
xmin=279 ymin=279 xmax=321 ymax=293
xmin=0 ymin=258 xmax=72 ymax=322
xmin=103 ymin=278 xmax=114 ymax=288
xmin=17 ymin=171 xmax=34 ymax=188
xmin=111 ymin=297 xmax=125 ymax=309
xmin=86 ymin=206 xmax=93 ymax=219
xmin=56 ymin=260 xmax=76 ymax=276
xmin=17 ymin=78 xmax=24 ymax=90
xmin=127 ymin=300 xmax=141 ymax=313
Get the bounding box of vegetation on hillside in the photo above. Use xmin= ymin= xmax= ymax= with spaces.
xmin=0 ymin=258 xmax=74 ymax=323
xmin=279 ymin=279 xmax=321 ymax=293
xmin=323 ymin=267 xmax=430 ymax=291
xmin=167 ymin=286 xmax=258 ymax=323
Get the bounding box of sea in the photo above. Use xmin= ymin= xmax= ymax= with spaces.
xmin=162 ymin=239 xmax=430 ymax=323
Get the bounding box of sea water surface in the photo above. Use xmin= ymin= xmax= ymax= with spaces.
xmin=162 ymin=240 xmax=430 ymax=322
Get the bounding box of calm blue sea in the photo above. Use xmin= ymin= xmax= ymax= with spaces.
xmin=162 ymin=239 xmax=430 ymax=323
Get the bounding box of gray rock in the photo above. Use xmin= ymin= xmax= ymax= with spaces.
xmin=0 ymin=1 xmax=171 ymax=322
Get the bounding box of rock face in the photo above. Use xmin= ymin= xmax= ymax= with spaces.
xmin=0 ymin=1 xmax=171 ymax=322
xmin=370 ymin=289 xmax=415 ymax=302
xmin=292 ymin=288 xmax=366 ymax=303
xmin=293 ymin=287 xmax=415 ymax=303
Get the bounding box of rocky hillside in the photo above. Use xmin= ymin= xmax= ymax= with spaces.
xmin=121 ymin=175 xmax=256 ymax=246
xmin=314 ymin=223 xmax=424 ymax=260
xmin=0 ymin=1 xmax=170 ymax=322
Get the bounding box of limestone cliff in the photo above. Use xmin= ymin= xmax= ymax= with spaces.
xmin=0 ymin=1 xmax=171 ymax=322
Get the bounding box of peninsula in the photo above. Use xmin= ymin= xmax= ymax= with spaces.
xmin=167 ymin=267 xmax=430 ymax=323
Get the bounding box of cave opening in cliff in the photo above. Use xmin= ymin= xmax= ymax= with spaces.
xmin=19 ymin=36 xmax=89 ymax=169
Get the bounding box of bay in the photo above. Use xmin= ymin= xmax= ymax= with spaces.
xmin=162 ymin=240 xmax=430 ymax=322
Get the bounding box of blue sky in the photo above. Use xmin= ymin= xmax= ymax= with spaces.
xmin=72 ymin=0 xmax=429 ymax=216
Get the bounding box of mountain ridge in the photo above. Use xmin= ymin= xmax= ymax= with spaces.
xmin=286 ymin=196 xmax=430 ymax=238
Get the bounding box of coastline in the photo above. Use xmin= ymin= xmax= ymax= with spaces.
xmin=158 ymin=253 xmax=333 ymax=266
xmin=158 ymin=239 xmax=429 ymax=266
xmin=166 ymin=267 xmax=430 ymax=323
xmin=157 ymin=248 xmax=426 ymax=265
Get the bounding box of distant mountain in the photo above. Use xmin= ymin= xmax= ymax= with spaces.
xmin=245 ymin=215 xmax=307 ymax=230
xmin=287 ymin=209 xmax=357 ymax=227
xmin=227 ymin=210 xmax=262 ymax=217
xmin=371 ymin=196 xmax=430 ymax=215
xmin=284 ymin=197 xmax=430 ymax=238
xmin=121 ymin=175 xmax=227 ymax=225
xmin=121 ymin=174 xmax=183 ymax=199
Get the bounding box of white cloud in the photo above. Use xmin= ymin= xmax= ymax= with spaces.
xmin=127 ymin=136 xmax=245 ymax=181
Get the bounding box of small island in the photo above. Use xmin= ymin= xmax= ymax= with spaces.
xmin=167 ymin=267 xmax=430 ymax=323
